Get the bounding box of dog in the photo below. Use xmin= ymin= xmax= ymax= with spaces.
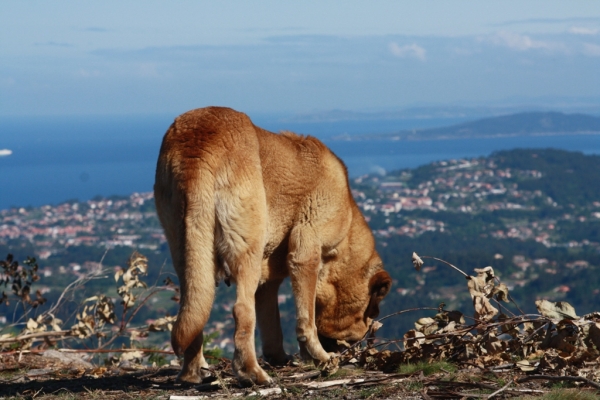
xmin=154 ymin=107 xmax=391 ymax=385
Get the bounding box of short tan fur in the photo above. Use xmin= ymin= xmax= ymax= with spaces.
xmin=154 ymin=107 xmax=391 ymax=386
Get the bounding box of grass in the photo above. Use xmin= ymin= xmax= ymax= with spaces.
xmin=0 ymin=368 xmax=27 ymax=380
xmin=325 ymin=366 xmax=363 ymax=380
xmin=519 ymin=388 xmax=600 ymax=400
xmin=404 ymin=380 xmax=424 ymax=392
xmin=398 ymin=360 xmax=457 ymax=376
xmin=358 ymin=385 xmax=385 ymax=399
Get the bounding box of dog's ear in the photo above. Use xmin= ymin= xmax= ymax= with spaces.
xmin=365 ymin=270 xmax=392 ymax=319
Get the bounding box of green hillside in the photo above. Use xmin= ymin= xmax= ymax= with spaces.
xmin=2 ymin=148 xmax=600 ymax=355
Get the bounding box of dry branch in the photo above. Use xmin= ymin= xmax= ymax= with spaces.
xmin=517 ymin=374 xmax=600 ymax=390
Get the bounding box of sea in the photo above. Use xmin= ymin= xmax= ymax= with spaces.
xmin=1 ymin=114 xmax=600 ymax=210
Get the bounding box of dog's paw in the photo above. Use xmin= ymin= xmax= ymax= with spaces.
xmin=263 ymin=352 xmax=293 ymax=367
xmin=177 ymin=365 xmax=212 ymax=384
xmin=318 ymin=354 xmax=339 ymax=376
xmin=233 ymin=358 xmax=273 ymax=387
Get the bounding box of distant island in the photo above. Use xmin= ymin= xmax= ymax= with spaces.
xmin=335 ymin=111 xmax=600 ymax=140
xmin=0 ymin=149 xmax=12 ymax=157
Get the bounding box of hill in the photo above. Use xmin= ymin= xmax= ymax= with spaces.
xmin=2 ymin=148 xmax=600 ymax=354
xmin=355 ymin=111 xmax=600 ymax=140
xmin=3 ymin=148 xmax=600 ymax=399
xmin=416 ymin=111 xmax=600 ymax=138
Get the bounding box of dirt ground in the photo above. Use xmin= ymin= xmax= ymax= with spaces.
xmin=2 ymin=352 xmax=600 ymax=400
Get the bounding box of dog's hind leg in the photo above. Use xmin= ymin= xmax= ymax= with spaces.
xmin=215 ymin=169 xmax=272 ymax=386
xmin=178 ymin=331 xmax=210 ymax=383
xmin=230 ymin=250 xmax=272 ymax=386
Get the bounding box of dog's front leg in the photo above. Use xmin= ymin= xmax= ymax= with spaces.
xmin=287 ymin=226 xmax=332 ymax=364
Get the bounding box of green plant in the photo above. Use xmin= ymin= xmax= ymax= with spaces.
xmin=520 ymin=389 xmax=600 ymax=400
xmin=405 ymin=380 xmax=424 ymax=392
xmin=203 ymin=331 xmax=224 ymax=363
xmin=398 ymin=360 xmax=456 ymax=376
xmin=147 ymin=346 xmax=168 ymax=366
xmin=358 ymin=385 xmax=385 ymax=399
xmin=325 ymin=367 xmax=363 ymax=380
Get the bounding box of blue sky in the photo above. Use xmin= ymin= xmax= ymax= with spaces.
xmin=1 ymin=1 xmax=600 ymax=116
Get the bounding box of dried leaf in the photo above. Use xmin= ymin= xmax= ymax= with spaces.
xmin=26 ymin=318 xmax=38 ymax=331
xmin=483 ymin=332 xmax=504 ymax=355
xmin=492 ymin=283 xmax=510 ymax=302
xmin=536 ymin=300 xmax=578 ymax=320
xmin=466 ymin=266 xmax=506 ymax=321
xmin=404 ymin=330 xmax=425 ymax=349
xmin=415 ymin=317 xmax=438 ymax=335
xmin=148 ymin=315 xmax=177 ymax=332
xmin=371 ymin=320 xmax=383 ymax=333
xmin=587 ymin=322 xmax=600 ymax=350
xmin=412 ymin=252 xmax=424 ymax=271
xmin=516 ymin=360 xmax=537 ymax=372
xmin=119 ymin=350 xmax=144 ymax=362
xmin=475 ymin=296 xmax=498 ymax=321
xmin=114 ymin=269 xmax=123 ymax=282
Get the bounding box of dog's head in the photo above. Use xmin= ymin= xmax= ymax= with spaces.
xmin=315 ymin=246 xmax=392 ymax=351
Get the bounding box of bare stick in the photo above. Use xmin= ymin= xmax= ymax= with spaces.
xmin=340 ymin=307 xmax=440 ymax=356
xmin=517 ymin=375 xmax=600 ymax=390
xmin=488 ymin=380 xmax=513 ymax=399
xmin=507 ymin=293 xmax=525 ymax=315
xmin=420 ymin=256 xmax=469 ymax=277
xmin=46 ymin=268 xmax=110 ymax=316
xmin=0 ymin=329 xmax=71 ymax=344
xmin=377 ymin=307 xmax=440 ymax=323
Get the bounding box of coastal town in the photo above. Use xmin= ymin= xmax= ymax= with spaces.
xmin=1 ymin=151 xmax=599 ymax=271
xmin=354 ymin=156 xmax=600 ymax=249
xmin=1 ymin=148 xmax=600 ymax=352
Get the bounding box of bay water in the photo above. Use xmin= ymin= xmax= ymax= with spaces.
xmin=1 ymin=114 xmax=599 ymax=210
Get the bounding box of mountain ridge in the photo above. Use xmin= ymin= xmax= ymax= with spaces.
xmin=337 ymin=111 xmax=600 ymax=140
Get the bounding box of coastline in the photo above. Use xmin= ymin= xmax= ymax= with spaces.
xmin=332 ymin=131 xmax=600 ymax=141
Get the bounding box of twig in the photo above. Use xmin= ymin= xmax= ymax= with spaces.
xmin=340 ymin=307 xmax=440 ymax=356
xmin=507 ymin=293 xmax=525 ymax=315
xmin=46 ymin=268 xmax=111 ymax=317
xmin=421 ymin=389 xmax=434 ymax=400
xmin=377 ymin=307 xmax=441 ymax=323
xmin=522 ymin=321 xmax=550 ymax=343
xmin=211 ymin=367 xmax=232 ymax=397
xmin=487 ymin=380 xmax=512 ymax=399
xmin=59 ymin=348 xmax=175 ymax=354
xmin=419 ymin=256 xmax=469 ymax=277
xmin=517 ymin=375 xmax=600 ymax=390
xmin=0 ymin=330 xmax=71 ymax=344
xmin=124 ymin=287 xmax=167 ymax=329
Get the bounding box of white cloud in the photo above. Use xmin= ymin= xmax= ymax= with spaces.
xmin=582 ymin=43 xmax=600 ymax=56
xmin=487 ymin=31 xmax=557 ymax=51
xmin=389 ymin=42 xmax=426 ymax=61
xmin=569 ymin=26 xmax=599 ymax=35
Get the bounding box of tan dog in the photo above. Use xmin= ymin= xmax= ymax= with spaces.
xmin=154 ymin=107 xmax=391 ymax=386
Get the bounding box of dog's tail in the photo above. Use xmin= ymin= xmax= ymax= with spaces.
xmin=155 ymin=144 xmax=217 ymax=356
